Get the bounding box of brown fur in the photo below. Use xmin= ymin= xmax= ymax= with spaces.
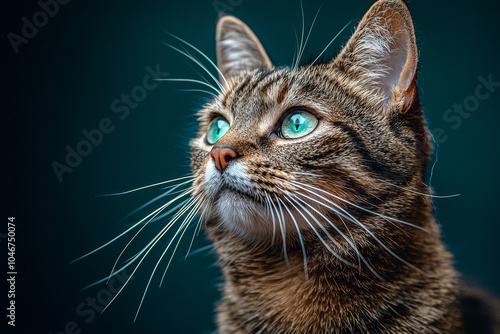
xmin=186 ymin=0 xmax=499 ymax=333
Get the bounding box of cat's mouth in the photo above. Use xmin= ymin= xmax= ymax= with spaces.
xmin=204 ymin=159 xmax=263 ymax=205
xmin=214 ymin=174 xmax=266 ymax=203
xmin=218 ymin=183 xmax=255 ymax=200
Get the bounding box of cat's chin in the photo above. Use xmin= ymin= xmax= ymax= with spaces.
xmin=214 ymin=188 xmax=275 ymax=240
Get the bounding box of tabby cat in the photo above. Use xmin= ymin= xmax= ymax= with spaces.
xmin=185 ymin=0 xmax=500 ymax=333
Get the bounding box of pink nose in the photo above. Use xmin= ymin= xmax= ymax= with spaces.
xmin=210 ymin=146 xmax=238 ymax=171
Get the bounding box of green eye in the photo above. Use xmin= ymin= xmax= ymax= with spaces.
xmin=206 ymin=116 xmax=230 ymax=144
xmin=281 ymin=110 xmax=318 ymax=139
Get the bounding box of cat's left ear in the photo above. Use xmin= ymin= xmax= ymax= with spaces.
xmin=216 ymin=16 xmax=273 ymax=83
xmin=333 ymin=0 xmax=418 ymax=114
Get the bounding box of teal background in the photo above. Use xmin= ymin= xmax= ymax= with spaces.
xmin=4 ymin=0 xmax=500 ymax=333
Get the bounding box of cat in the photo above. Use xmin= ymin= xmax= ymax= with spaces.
xmin=75 ymin=0 xmax=500 ymax=332
xmin=184 ymin=0 xmax=500 ymax=333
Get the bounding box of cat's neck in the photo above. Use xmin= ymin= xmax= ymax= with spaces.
xmin=209 ymin=213 xmax=464 ymax=334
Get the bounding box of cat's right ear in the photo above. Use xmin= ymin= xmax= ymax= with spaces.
xmin=216 ymin=16 xmax=273 ymax=83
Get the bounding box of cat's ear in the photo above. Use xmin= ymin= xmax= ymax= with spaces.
xmin=333 ymin=0 xmax=418 ymax=114
xmin=216 ymin=16 xmax=273 ymax=82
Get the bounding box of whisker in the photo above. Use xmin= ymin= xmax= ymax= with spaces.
xmin=184 ymin=196 xmax=209 ymax=260
xmin=162 ymin=42 xmax=225 ymax=94
xmin=107 ymin=188 xmax=194 ymax=280
xmin=291 ymin=180 xmax=374 ymax=269
xmin=96 ymin=175 xmax=194 ymax=197
xmin=165 ymin=32 xmax=230 ymax=89
xmin=283 ymin=193 xmax=356 ymax=270
xmin=187 ymin=244 xmax=215 ymax=258
xmin=265 ymin=194 xmax=278 ymax=245
xmin=284 ymin=192 xmax=358 ymax=267
xmin=290 ymin=191 xmax=380 ymax=278
xmin=289 ymin=182 xmax=421 ymax=274
xmin=179 ymin=52 xmax=214 ymax=86
xmin=99 ymin=196 xmax=201 ymax=316
xmin=82 ymin=260 xmax=136 ymax=290
xmin=294 ymin=0 xmax=305 ymax=69
xmin=184 ymin=218 xmax=202 ymax=260
xmin=70 ymin=191 xmax=190 ymax=264
xmin=82 ymin=197 xmax=195 ymax=290
xmin=289 ymin=179 xmax=426 ymax=231
xmin=278 ymin=197 xmax=308 ymax=278
xmin=177 ymin=88 xmax=219 ymax=98
xmin=306 ymin=19 xmax=353 ymax=70
xmin=160 ymin=200 xmax=203 ymax=286
xmin=127 ymin=199 xmax=192 ymax=228
xmin=295 ymin=4 xmax=322 ymax=69
xmin=291 ymin=31 xmax=298 ymax=69
xmin=274 ymin=194 xmax=289 ymax=264
xmin=290 ymin=171 xmax=322 ymax=177
xmin=179 ymin=60 xmax=218 ymax=98
xmin=428 ymin=130 xmax=440 ymax=190
xmin=376 ymin=178 xmax=460 ymax=198
xmin=135 ymin=200 xmax=202 ymax=322
xmin=123 ymin=179 xmax=193 ymax=220
xmin=154 ymin=78 xmax=220 ymax=94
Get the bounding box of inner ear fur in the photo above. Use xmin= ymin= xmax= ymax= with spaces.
xmin=216 ymin=16 xmax=273 ymax=84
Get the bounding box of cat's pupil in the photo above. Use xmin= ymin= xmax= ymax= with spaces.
xmin=216 ymin=120 xmax=225 ymax=134
xmin=206 ymin=116 xmax=230 ymax=145
xmin=280 ymin=111 xmax=318 ymax=139
xmin=291 ymin=115 xmax=304 ymax=132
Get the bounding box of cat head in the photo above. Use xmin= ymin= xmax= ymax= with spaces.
xmin=190 ymin=0 xmax=430 ymax=250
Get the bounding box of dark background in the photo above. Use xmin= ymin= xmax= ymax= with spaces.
xmin=3 ymin=0 xmax=500 ymax=333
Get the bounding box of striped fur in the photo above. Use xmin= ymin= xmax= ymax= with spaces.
xmin=187 ymin=0 xmax=499 ymax=333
